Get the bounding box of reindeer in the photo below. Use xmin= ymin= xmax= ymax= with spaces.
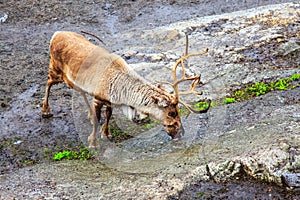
xmin=41 ymin=31 xmax=210 ymax=148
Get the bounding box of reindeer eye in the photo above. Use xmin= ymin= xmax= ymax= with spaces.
xmin=168 ymin=111 xmax=177 ymax=118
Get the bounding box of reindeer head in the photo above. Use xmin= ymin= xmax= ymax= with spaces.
xmin=151 ymin=94 xmax=183 ymax=140
xmin=153 ymin=48 xmax=211 ymax=140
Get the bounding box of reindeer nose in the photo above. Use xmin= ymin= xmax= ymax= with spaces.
xmin=178 ymin=125 xmax=185 ymax=136
xmin=173 ymin=125 xmax=184 ymax=141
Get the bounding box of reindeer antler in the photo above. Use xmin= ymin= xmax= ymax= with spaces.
xmin=81 ymin=30 xmax=106 ymax=46
xmin=172 ymin=50 xmax=208 ymax=100
xmin=171 ymin=48 xmax=210 ymax=113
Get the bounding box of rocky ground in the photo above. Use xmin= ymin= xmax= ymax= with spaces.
xmin=0 ymin=0 xmax=300 ymax=199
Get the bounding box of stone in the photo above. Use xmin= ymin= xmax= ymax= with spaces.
xmin=123 ymin=50 xmax=138 ymax=59
xmin=146 ymin=53 xmax=165 ymax=62
xmin=282 ymin=173 xmax=300 ymax=188
xmin=279 ymin=41 xmax=300 ymax=56
xmin=136 ymin=52 xmax=145 ymax=59
xmin=165 ymin=52 xmax=180 ymax=61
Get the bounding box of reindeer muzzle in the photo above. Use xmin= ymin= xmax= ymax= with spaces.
xmin=173 ymin=125 xmax=184 ymax=141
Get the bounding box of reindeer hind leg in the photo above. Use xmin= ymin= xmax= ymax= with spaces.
xmin=101 ymin=104 xmax=112 ymax=140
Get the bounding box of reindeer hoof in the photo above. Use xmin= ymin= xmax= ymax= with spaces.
xmin=88 ymin=145 xmax=100 ymax=149
xmin=42 ymin=113 xmax=53 ymax=118
xmin=101 ymin=135 xmax=112 ymax=142
xmin=88 ymin=137 xmax=99 ymax=148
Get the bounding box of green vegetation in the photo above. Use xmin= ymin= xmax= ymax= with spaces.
xmin=111 ymin=127 xmax=129 ymax=138
xmin=248 ymin=82 xmax=270 ymax=96
xmin=225 ymin=73 xmax=300 ymax=104
xmin=108 ymin=117 xmax=159 ymax=143
xmin=197 ymin=191 xmax=205 ymax=198
xmin=179 ymin=108 xmax=189 ymax=116
xmin=53 ymin=147 xmax=91 ymax=161
xmin=177 ymin=73 xmax=300 ymax=109
xmin=224 ymin=97 xmax=236 ymax=104
xmin=179 ymin=100 xmax=212 ymax=116
xmin=142 ymin=123 xmax=155 ymax=129
xmin=290 ymin=73 xmax=300 ymax=81
xmin=194 ymin=101 xmax=210 ymax=111
xmin=110 ymin=125 xmax=133 ymax=143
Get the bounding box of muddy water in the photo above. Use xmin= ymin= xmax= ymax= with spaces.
xmin=71 ymin=93 xmax=206 ymax=173
xmin=70 ymin=62 xmax=228 ymax=174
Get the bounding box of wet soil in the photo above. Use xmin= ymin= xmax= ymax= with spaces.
xmin=0 ymin=0 xmax=299 ymax=199
xmin=169 ymin=176 xmax=299 ymax=200
xmin=169 ymin=170 xmax=299 ymax=200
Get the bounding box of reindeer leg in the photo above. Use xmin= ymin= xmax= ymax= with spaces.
xmin=88 ymin=112 xmax=99 ymax=148
xmin=41 ymin=83 xmax=53 ymax=118
xmin=42 ymin=71 xmax=62 ymax=118
xmin=87 ymin=98 xmax=103 ymax=148
xmin=81 ymin=92 xmax=93 ymax=124
xmin=101 ymin=104 xmax=112 ymax=140
xmin=94 ymin=99 xmax=102 ymax=123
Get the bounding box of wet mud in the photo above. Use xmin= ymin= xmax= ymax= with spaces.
xmin=169 ymin=173 xmax=298 ymax=200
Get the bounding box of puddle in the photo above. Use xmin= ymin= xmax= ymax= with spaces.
xmin=71 ymin=76 xmax=227 ymax=173
xmin=0 ymin=85 xmax=39 ymax=137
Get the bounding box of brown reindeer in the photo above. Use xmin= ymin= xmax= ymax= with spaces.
xmin=41 ymin=31 xmax=210 ymax=148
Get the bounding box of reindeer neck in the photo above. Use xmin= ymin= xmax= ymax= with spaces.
xmin=109 ymin=71 xmax=168 ymax=109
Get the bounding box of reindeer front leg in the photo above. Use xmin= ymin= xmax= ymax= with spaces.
xmin=41 ymin=83 xmax=53 ymax=118
xmin=42 ymin=74 xmax=62 ymax=118
xmin=81 ymin=92 xmax=93 ymax=123
xmin=86 ymin=97 xmax=103 ymax=148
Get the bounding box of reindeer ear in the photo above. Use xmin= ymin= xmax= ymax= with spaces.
xmin=151 ymin=95 xmax=170 ymax=107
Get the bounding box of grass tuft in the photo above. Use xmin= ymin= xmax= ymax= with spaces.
xmin=53 ymin=147 xmax=91 ymax=161
xmin=226 ymin=73 xmax=300 ymax=103
xmin=224 ymin=97 xmax=236 ymax=104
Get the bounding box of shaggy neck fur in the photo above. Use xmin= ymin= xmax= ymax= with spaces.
xmin=109 ymin=70 xmax=171 ymax=117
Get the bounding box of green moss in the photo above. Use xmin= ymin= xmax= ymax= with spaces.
xmin=53 ymin=147 xmax=91 ymax=161
xmin=226 ymin=73 xmax=300 ymax=103
xmin=270 ymin=79 xmax=289 ymax=91
xmin=193 ymin=101 xmax=210 ymax=111
xmin=248 ymin=82 xmax=270 ymax=96
xmin=224 ymin=97 xmax=236 ymax=104
xmin=233 ymin=90 xmax=245 ymax=101
xmin=178 ymin=100 xmax=213 ymax=116
xmin=291 ymin=73 xmax=300 ymax=81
